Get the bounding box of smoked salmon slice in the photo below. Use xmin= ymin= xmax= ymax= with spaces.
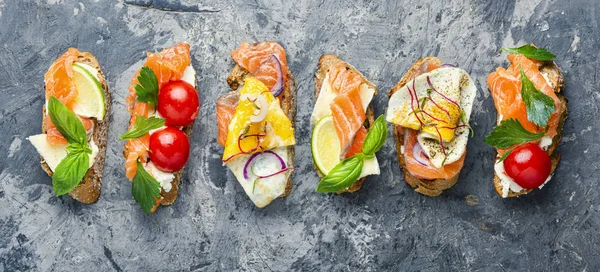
xmin=487 ymin=53 xmax=561 ymax=141
xmin=345 ymin=127 xmax=367 ymax=158
xmin=403 ymin=129 xmax=465 ymax=180
xmin=216 ymin=92 xmax=239 ymax=146
xmin=230 ymin=42 xmax=288 ymax=89
xmin=124 ymin=43 xmax=191 ymax=180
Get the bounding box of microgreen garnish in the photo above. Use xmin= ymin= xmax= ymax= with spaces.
xmin=47 ymin=97 xmax=92 ymax=196
xmin=484 ymin=119 xmax=545 ymax=149
xmin=501 ymin=45 xmax=556 ymax=61
xmin=317 ymin=115 xmax=387 ymax=193
xmin=520 ymin=68 xmax=555 ymax=127
xmin=120 ymin=115 xmax=165 ymax=140
xmin=134 ymin=66 xmax=159 ymax=106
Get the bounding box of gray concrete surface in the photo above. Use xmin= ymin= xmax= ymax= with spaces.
xmin=1 ymin=0 xmax=599 ymax=271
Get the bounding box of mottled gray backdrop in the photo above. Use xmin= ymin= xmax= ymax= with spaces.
xmin=1 ymin=0 xmax=599 ymax=271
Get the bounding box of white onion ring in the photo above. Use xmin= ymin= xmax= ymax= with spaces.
xmin=412 ymin=142 xmax=430 ymax=166
xmin=240 ymin=94 xmax=269 ymax=123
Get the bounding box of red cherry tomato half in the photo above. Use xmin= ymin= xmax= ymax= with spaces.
xmin=149 ymin=127 xmax=190 ymax=172
xmin=503 ymin=143 xmax=551 ymax=189
xmin=158 ymin=80 xmax=199 ymax=127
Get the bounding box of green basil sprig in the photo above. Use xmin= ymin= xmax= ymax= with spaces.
xmin=316 ymin=115 xmax=387 ymax=193
xmin=132 ymin=160 xmax=162 ymax=214
xmin=120 ymin=115 xmax=165 ymax=140
xmin=47 ymin=97 xmax=92 ymax=196
xmin=501 ymin=45 xmax=556 ymax=61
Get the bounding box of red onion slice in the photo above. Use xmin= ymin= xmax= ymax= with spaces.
xmin=440 ymin=63 xmax=456 ymax=68
xmin=243 ymin=150 xmax=286 ymax=180
xmin=412 ymin=142 xmax=430 ymax=166
xmin=254 ymin=55 xmax=284 ymax=97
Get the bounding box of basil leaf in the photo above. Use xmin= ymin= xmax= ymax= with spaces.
xmin=316 ymin=155 xmax=364 ymax=193
xmin=120 ymin=116 xmax=165 ymax=140
xmin=362 ymin=115 xmax=388 ymax=156
xmin=52 ymin=151 xmax=89 ymax=196
xmin=134 ymin=66 xmax=159 ymax=106
xmin=47 ymin=96 xmax=87 ymax=145
xmin=66 ymin=142 xmax=92 ymax=155
xmin=501 ymin=45 xmax=556 ymax=61
xmin=484 ymin=119 xmax=545 ymax=149
xmin=520 ymin=68 xmax=555 ymax=127
xmin=132 ymin=160 xmax=161 ymax=215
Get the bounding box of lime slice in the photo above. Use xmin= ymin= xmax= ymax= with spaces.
xmin=71 ymin=63 xmax=106 ymax=120
xmin=312 ymin=116 xmax=341 ymax=175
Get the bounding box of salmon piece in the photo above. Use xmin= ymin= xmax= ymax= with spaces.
xmin=331 ymin=86 xmax=366 ymax=156
xmin=124 ymin=43 xmax=190 ymax=180
xmin=216 ymin=92 xmax=239 ymax=146
xmin=230 ymin=42 xmax=288 ymax=88
xmin=404 ymin=129 xmax=465 ymax=180
xmin=45 ymin=48 xmax=79 ymax=108
xmin=46 ymin=116 xmax=93 ymax=145
xmin=345 ymin=126 xmax=367 ymax=158
xmin=487 ymin=53 xmax=561 ymax=142
xmin=328 ymin=64 xmax=362 ymax=95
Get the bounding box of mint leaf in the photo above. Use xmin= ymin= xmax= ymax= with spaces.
xmin=501 ymin=45 xmax=556 ymax=61
xmin=362 ymin=115 xmax=388 ymax=156
xmin=316 ymin=155 xmax=364 ymax=193
xmin=520 ymin=68 xmax=555 ymax=127
xmin=135 ymin=66 xmax=159 ymax=106
xmin=120 ymin=115 xmax=165 ymax=140
xmin=132 ymin=160 xmax=161 ymax=214
xmin=484 ymin=119 xmax=545 ymax=149
xmin=52 ymin=151 xmax=89 ymax=196
xmin=47 ymin=96 xmax=87 ymax=145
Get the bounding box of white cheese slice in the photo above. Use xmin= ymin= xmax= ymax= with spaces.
xmin=226 ymin=147 xmax=291 ymax=208
xmin=359 ymin=156 xmax=380 ymax=178
xmin=181 ymin=65 xmax=196 ymax=87
xmin=28 ymin=134 xmax=98 ymax=172
xmin=145 ymin=161 xmax=174 ymax=192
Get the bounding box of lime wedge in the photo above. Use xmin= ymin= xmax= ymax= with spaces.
xmin=312 ymin=116 xmax=341 ymax=175
xmin=71 ymin=63 xmax=106 ymax=120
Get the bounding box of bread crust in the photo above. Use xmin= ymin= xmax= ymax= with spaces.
xmin=493 ymin=61 xmax=567 ymax=197
xmin=41 ymin=52 xmax=110 ymax=204
xmin=388 ymin=56 xmax=460 ymax=197
xmin=313 ymin=54 xmax=377 ymax=194
xmin=224 ymin=52 xmax=297 ymax=198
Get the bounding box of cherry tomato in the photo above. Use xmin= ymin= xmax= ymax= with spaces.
xmin=158 ymin=80 xmax=199 ymax=127
xmin=149 ymin=127 xmax=190 ymax=172
xmin=503 ymin=143 xmax=551 ymax=189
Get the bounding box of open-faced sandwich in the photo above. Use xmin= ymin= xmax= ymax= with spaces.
xmin=485 ymin=45 xmax=567 ymax=198
xmin=28 ymin=48 xmax=110 ymax=204
xmin=121 ymin=43 xmax=199 ymax=214
xmin=216 ymin=41 xmax=296 ymax=207
xmin=386 ymin=58 xmax=477 ymax=196
xmin=311 ymin=55 xmax=385 ymax=193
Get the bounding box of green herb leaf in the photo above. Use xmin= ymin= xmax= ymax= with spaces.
xmin=316 ymin=155 xmax=364 ymax=193
xmin=501 ymin=45 xmax=556 ymax=61
xmin=362 ymin=115 xmax=388 ymax=156
xmin=66 ymin=142 xmax=92 ymax=155
xmin=520 ymin=68 xmax=555 ymax=127
xmin=132 ymin=160 xmax=161 ymax=215
xmin=134 ymin=66 xmax=159 ymax=106
xmin=484 ymin=119 xmax=545 ymax=149
xmin=52 ymin=151 xmax=89 ymax=196
xmin=120 ymin=116 xmax=165 ymax=140
xmin=496 ymin=147 xmax=515 ymax=163
xmin=47 ymin=96 xmax=87 ymax=145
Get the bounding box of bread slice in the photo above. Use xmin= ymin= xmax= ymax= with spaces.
xmin=41 ymin=52 xmax=110 ymax=204
xmin=493 ymin=61 xmax=567 ymax=197
xmin=122 ymin=82 xmax=196 ymax=212
xmin=313 ymin=54 xmax=377 ymax=194
xmin=388 ymin=56 xmax=461 ymax=197
xmin=225 ymin=60 xmax=297 ymax=197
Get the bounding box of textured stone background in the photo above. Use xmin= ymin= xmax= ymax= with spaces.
xmin=1 ymin=0 xmax=599 ymax=271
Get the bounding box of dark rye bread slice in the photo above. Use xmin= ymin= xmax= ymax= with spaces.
xmin=388 ymin=56 xmax=460 ymax=197
xmin=41 ymin=52 xmax=111 ymax=204
xmin=225 ymin=62 xmax=297 ymax=197
xmin=493 ymin=61 xmax=567 ymax=197
xmin=313 ymin=54 xmax=377 ymax=194
xmin=122 ymin=74 xmax=195 ymax=211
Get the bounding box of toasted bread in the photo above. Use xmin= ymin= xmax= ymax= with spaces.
xmin=40 ymin=52 xmax=110 ymax=204
xmin=388 ymin=56 xmax=461 ymax=197
xmin=493 ymin=61 xmax=567 ymax=197
xmin=225 ymin=60 xmax=297 ymax=197
xmin=313 ymin=54 xmax=377 ymax=194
